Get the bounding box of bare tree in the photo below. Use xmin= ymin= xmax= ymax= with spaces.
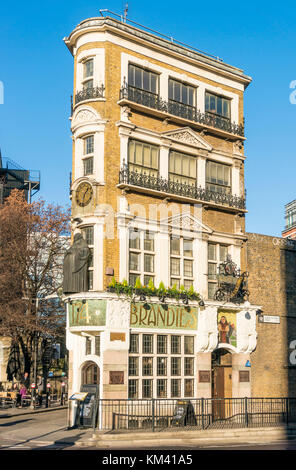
xmin=0 ymin=189 xmax=70 ymax=382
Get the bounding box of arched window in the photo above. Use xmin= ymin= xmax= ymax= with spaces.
xmin=82 ymin=362 xmax=99 ymax=385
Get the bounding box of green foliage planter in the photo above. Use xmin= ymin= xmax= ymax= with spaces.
xmin=107 ymin=277 xmax=200 ymax=302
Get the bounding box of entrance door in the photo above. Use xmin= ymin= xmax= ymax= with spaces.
xmin=81 ymin=361 xmax=99 ymax=385
xmin=212 ymin=349 xmax=232 ymax=420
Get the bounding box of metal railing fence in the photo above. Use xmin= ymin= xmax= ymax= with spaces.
xmin=93 ymin=397 xmax=296 ymax=432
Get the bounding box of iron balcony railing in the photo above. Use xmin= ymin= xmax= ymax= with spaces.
xmin=75 ymin=84 xmax=105 ymax=105
xmin=92 ymin=397 xmax=296 ymax=432
xmin=119 ymin=84 xmax=245 ymax=137
xmin=119 ymin=165 xmax=246 ymax=210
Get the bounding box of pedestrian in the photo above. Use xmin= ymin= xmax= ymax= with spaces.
xmin=36 ymin=375 xmax=44 ymax=406
xmin=13 ymin=383 xmax=22 ymax=407
xmin=19 ymin=384 xmax=27 ymax=407
xmin=21 ymin=372 xmax=30 ymax=389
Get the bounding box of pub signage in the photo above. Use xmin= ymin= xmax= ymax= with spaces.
xmin=109 ymin=371 xmax=124 ymax=385
xmin=130 ymin=302 xmax=198 ymax=330
xmin=69 ymin=299 xmax=106 ymax=327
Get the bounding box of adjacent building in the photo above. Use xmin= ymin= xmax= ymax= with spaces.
xmin=0 ymin=152 xmax=40 ymax=204
xmin=282 ymin=200 xmax=296 ymax=240
xmin=247 ymin=233 xmax=296 ymax=397
xmin=63 ymin=13 xmax=260 ymax=406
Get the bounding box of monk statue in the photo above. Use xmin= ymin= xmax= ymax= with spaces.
xmin=63 ymin=233 xmax=90 ymax=294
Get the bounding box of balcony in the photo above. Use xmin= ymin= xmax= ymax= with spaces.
xmin=119 ymin=84 xmax=245 ymax=140
xmin=74 ymin=85 xmax=105 ymax=106
xmin=118 ymin=165 xmax=246 ymax=212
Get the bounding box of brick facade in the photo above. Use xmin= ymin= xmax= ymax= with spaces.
xmin=247 ymin=233 xmax=296 ymax=397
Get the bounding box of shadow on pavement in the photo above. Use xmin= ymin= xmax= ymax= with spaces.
xmin=31 ymin=432 xmax=88 ymax=450
xmin=0 ymin=418 xmax=33 ymax=427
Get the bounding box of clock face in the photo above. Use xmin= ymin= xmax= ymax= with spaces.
xmin=75 ymin=182 xmax=93 ymax=207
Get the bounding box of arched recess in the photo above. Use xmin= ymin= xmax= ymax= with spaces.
xmin=211 ymin=348 xmax=233 ymax=420
xmin=81 ymin=361 xmax=100 ymax=386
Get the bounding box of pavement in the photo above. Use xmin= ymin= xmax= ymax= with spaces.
xmin=0 ymin=405 xmax=94 ymax=448
xmin=1 ymin=405 xmax=296 ymax=450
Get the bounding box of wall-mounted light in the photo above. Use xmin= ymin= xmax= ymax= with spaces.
xmin=72 ymin=217 xmax=83 ymax=224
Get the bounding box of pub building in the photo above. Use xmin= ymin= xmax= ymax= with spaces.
xmin=63 ymin=12 xmax=260 ymax=413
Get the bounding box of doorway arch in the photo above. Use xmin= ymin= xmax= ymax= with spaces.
xmin=212 ymin=348 xmax=232 ymax=399
xmin=211 ymin=348 xmax=233 ymax=420
xmin=81 ymin=361 xmax=100 ymax=386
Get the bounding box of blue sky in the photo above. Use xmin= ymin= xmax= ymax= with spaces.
xmin=0 ymin=0 xmax=295 ymax=237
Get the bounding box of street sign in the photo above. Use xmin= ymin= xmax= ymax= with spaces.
xmin=46 ymin=383 xmax=51 ymax=388
xmin=259 ymin=315 xmax=280 ymax=324
xmin=31 ymin=383 xmax=36 ymax=389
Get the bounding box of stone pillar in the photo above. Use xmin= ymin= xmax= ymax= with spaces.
xmin=232 ymin=353 xmax=251 ymax=397
xmin=196 ymin=352 xmax=212 ymax=398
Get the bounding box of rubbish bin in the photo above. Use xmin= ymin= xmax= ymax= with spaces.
xmin=68 ymin=399 xmax=80 ymax=428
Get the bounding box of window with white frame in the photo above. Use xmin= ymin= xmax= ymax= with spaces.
xmin=205 ymin=91 xmax=231 ymax=120
xmin=206 ymin=160 xmax=231 ymax=194
xmin=83 ymin=135 xmax=94 ymax=176
xmin=129 ymin=229 xmax=155 ymax=287
xmin=207 ymin=242 xmax=229 ymax=299
xmin=81 ymin=226 xmax=94 ymax=290
xmin=85 ymin=334 xmax=101 ymax=356
xmin=170 ymin=237 xmax=194 ymax=290
xmin=128 ymin=140 xmax=159 ymax=177
xmin=128 ymin=333 xmax=195 ymax=399
xmin=169 ymin=151 xmax=197 ymax=187
xmin=82 ymin=58 xmax=94 ymax=91
xmin=128 ymin=63 xmax=158 ymax=95
xmin=168 ymin=78 xmax=196 ymax=108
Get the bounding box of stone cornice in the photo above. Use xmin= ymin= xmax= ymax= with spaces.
xmin=64 ymin=17 xmax=252 ymax=88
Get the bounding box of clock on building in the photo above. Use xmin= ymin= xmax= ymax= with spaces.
xmin=75 ymin=182 xmax=93 ymax=207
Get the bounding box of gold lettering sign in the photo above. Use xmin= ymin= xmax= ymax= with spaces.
xmin=199 ymin=371 xmax=211 ymax=383
xmin=110 ymin=332 xmax=126 ymax=342
xmin=130 ymin=303 xmax=198 ymax=330
xmin=109 ymin=371 xmax=124 ymax=385
xmin=239 ymin=371 xmax=250 ymax=383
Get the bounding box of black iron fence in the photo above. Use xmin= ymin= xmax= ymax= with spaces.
xmin=119 ymin=164 xmax=246 ymax=210
xmin=119 ymin=84 xmax=245 ymax=137
xmin=93 ymin=398 xmax=296 ymax=432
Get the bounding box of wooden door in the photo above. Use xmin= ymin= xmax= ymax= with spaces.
xmin=212 ymin=366 xmax=225 ymax=419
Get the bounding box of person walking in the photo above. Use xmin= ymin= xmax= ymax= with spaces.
xmin=19 ymin=384 xmax=27 ymax=407
xmin=36 ymin=375 xmax=44 ymax=406
xmin=21 ymin=372 xmax=30 ymax=389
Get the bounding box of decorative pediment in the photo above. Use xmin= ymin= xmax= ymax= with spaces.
xmin=160 ymin=212 xmax=213 ymax=235
xmin=162 ymin=127 xmax=212 ymax=151
xmin=71 ymin=106 xmax=102 ymax=131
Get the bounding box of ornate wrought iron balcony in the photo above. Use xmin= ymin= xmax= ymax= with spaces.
xmin=119 ymin=84 xmax=244 ymax=138
xmin=75 ymin=85 xmax=105 ymax=105
xmin=118 ymin=165 xmax=246 ymax=211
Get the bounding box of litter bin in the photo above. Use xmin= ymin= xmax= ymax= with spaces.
xmin=68 ymin=399 xmax=80 ymax=428
xmin=68 ymin=392 xmax=87 ymax=428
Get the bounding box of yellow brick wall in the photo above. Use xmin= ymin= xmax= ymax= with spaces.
xmin=247 ymin=233 xmax=296 ymax=397
xmin=71 ymin=39 xmax=247 ymax=290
